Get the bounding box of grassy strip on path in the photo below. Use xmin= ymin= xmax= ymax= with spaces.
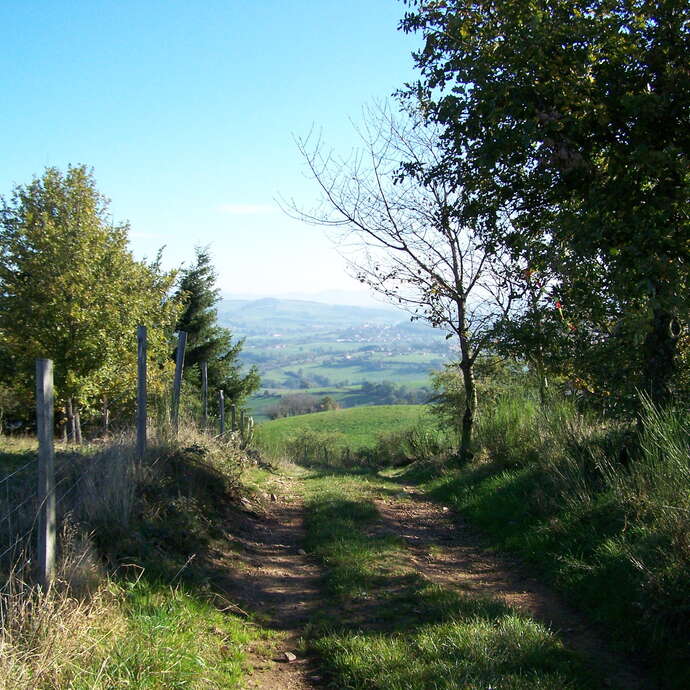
xmin=300 ymin=470 xmax=602 ymax=690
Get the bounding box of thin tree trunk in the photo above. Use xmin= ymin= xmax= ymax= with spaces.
xmin=535 ymin=354 xmax=548 ymax=406
xmin=455 ymin=297 xmax=477 ymax=464
xmin=539 ymin=373 xmax=548 ymax=406
xmin=101 ymin=396 xmax=110 ymax=437
xmin=62 ymin=406 xmax=68 ymax=443
xmin=74 ymin=408 xmax=82 ymax=444
xmin=459 ymin=360 xmax=476 ymax=463
xmin=533 ymin=294 xmax=548 ymax=406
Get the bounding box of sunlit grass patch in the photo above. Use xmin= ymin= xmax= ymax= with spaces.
xmin=314 ymin=615 xmax=588 ymax=690
xmin=92 ymin=580 xmax=252 ymax=689
xmin=255 ymin=405 xmax=427 ymax=456
xmin=0 ymin=577 xmax=258 ymax=690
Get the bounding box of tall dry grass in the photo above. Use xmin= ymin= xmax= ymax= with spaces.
xmin=0 ymin=554 xmax=122 ymax=689
xmin=0 ymin=426 xmax=251 ymax=688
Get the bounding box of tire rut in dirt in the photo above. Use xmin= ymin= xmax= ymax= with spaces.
xmin=374 ymin=488 xmax=649 ymax=690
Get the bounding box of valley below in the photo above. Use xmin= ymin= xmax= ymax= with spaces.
xmin=218 ymin=297 xmax=453 ymax=420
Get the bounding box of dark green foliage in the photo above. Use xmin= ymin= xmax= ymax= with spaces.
xmin=265 ymin=393 xmax=338 ymax=419
xmin=175 ymin=247 xmax=259 ymax=406
xmin=400 ymin=0 xmax=690 ymax=408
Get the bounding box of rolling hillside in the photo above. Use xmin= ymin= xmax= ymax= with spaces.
xmin=217 ymin=297 xmax=452 ymax=419
xmin=217 ymin=297 xmax=402 ymax=333
xmin=254 ymin=404 xmax=428 ymax=452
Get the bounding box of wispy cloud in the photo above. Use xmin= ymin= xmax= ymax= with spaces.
xmin=217 ymin=203 xmax=277 ymax=216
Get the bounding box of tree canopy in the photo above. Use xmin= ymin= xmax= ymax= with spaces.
xmin=294 ymin=105 xmax=517 ymax=458
xmin=401 ymin=0 xmax=690 ymax=407
xmin=0 ymin=165 xmax=180 ymax=423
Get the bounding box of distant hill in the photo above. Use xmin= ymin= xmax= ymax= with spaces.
xmin=223 ymin=289 xmax=391 ymax=308
xmin=217 ymin=297 xmax=428 ymax=335
xmin=217 ymin=298 xmax=451 ymax=408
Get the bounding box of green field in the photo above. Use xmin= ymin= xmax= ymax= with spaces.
xmin=223 ymin=297 xmax=452 ymax=402
xmin=252 ymin=345 xmax=445 ymax=391
xmin=254 ymin=404 xmax=428 ymax=452
xmin=248 ymin=383 xmax=434 ymax=422
xmin=263 ymin=356 xmax=441 ymax=386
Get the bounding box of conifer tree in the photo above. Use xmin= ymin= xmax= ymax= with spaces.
xmin=174 ymin=247 xmax=259 ymax=405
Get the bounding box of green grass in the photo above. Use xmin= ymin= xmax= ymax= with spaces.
xmin=411 ymin=395 xmax=690 ymax=688
xmin=77 ymin=580 xmax=255 ymax=689
xmin=267 ymin=359 xmax=439 ymax=386
xmin=255 ymin=404 xmax=428 ymax=454
xmin=300 ymin=471 xmax=601 ymax=690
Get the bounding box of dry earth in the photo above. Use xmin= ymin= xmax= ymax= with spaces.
xmin=206 ymin=477 xmax=322 ymax=689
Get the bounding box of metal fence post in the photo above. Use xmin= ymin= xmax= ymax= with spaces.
xmin=137 ymin=325 xmax=147 ymax=459
xmin=231 ymin=404 xmax=237 ymax=432
xmin=171 ymin=331 xmax=187 ymax=432
xmin=219 ymin=390 xmax=225 ymax=435
xmin=36 ymin=359 xmax=55 ymax=588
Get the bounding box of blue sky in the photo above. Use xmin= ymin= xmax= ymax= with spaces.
xmin=1 ymin=1 xmax=420 ymax=303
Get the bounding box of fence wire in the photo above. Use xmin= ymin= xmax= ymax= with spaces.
xmin=0 ymin=459 xmax=37 ymax=487
xmin=0 ymin=456 xmax=83 ymax=571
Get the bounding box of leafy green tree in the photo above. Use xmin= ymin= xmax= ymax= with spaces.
xmin=174 ymin=247 xmax=259 ymax=407
xmin=0 ymin=165 xmax=180 ymax=437
xmin=401 ymin=0 xmax=690 ymax=407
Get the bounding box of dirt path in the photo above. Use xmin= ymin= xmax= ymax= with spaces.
xmin=375 ymin=485 xmax=649 ymax=690
xmin=210 ymin=477 xmax=322 ymax=689
xmin=214 ymin=471 xmax=649 ymax=689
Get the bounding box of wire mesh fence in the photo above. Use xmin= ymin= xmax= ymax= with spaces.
xmin=0 ymin=455 xmax=85 ymax=574
xmin=0 ymin=458 xmax=39 ymax=566
xmin=0 ymin=329 xmax=253 ymax=587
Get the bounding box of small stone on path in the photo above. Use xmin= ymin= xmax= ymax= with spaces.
xmin=282 ymin=651 xmax=297 ymax=663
